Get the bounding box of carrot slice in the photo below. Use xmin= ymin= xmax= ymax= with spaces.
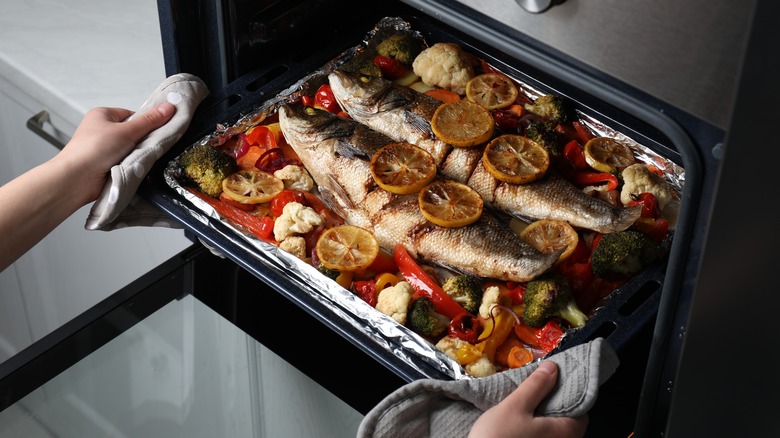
xmin=495 ymin=336 xmax=525 ymax=368
xmin=425 ymin=89 xmax=461 ymax=103
xmin=507 ymin=345 xmax=534 ymax=368
xmin=237 ymin=145 xmax=265 ymax=170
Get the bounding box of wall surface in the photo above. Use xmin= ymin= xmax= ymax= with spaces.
xmin=454 ymin=0 xmax=755 ymax=131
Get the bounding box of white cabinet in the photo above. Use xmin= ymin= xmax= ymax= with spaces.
xmin=0 ymin=77 xmax=191 ymax=362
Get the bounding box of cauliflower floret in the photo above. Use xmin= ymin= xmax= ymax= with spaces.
xmin=479 ymin=285 xmax=502 ymax=319
xmin=412 ymin=42 xmax=477 ymax=95
xmin=274 ymin=164 xmax=314 ymax=192
xmin=435 ymin=336 xmax=496 ymax=377
xmin=435 ymin=335 xmax=470 ymax=361
xmin=620 ymin=163 xmax=674 ymax=211
xmin=465 ymin=356 xmax=497 ymax=378
xmin=279 ymin=236 xmax=307 ymax=260
xmin=273 ymin=202 xmax=323 ymax=241
xmin=376 ymin=281 xmax=414 ymax=324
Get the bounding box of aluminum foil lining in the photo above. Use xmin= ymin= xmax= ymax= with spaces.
xmin=163 ymin=16 xmax=684 ymax=381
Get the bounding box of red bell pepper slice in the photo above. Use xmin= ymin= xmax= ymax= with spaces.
xmin=244 ymin=125 xmax=277 ymax=149
xmin=448 ymin=313 xmax=480 ymax=343
xmin=536 ymin=320 xmax=565 ymax=353
xmin=221 ymin=133 xmax=251 ymax=159
xmin=313 ymin=84 xmax=341 ymax=114
xmin=353 ymin=280 xmax=378 ymax=307
xmin=186 ymin=187 xmax=276 ymax=243
xmin=372 ymin=55 xmax=407 ymax=79
xmin=393 ymin=244 xmax=468 ymax=319
xmin=628 ymin=192 xmax=661 ymax=218
xmin=368 ymin=250 xmax=398 ymax=275
xmin=270 ymin=189 xmax=307 ymax=217
xmin=632 ymin=217 xmax=670 ymax=244
xmin=572 ymin=121 xmax=596 ymax=144
xmin=513 ymin=320 xmax=540 ymax=348
xmin=572 ymin=171 xmax=619 ymax=191
xmin=563 ymin=140 xmax=589 ymax=170
xmin=300 ymin=95 xmax=314 ymax=107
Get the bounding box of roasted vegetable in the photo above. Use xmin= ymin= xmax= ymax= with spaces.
xmin=525 ymin=120 xmax=560 ymax=155
xmin=317 ymin=264 xmax=340 ymax=281
xmin=524 ymin=94 xmax=575 ymax=125
xmin=408 ymin=297 xmax=450 ymax=337
xmin=522 ymin=273 xmax=587 ymax=328
xmin=179 ymin=143 xmax=238 ymax=197
xmin=412 ymin=42 xmax=477 ymax=95
xmin=339 ymin=56 xmax=383 ymax=77
xmin=590 ymin=229 xmax=663 ymax=279
xmin=442 ymin=274 xmax=483 ymax=315
xmin=376 ymin=34 xmax=425 ymax=65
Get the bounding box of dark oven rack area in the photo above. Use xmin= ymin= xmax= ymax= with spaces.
xmin=148 ymin=0 xmax=726 ymax=435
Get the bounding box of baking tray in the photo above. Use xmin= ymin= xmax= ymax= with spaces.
xmin=153 ymin=15 xmax=686 ymax=381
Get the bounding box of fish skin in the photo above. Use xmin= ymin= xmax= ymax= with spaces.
xmin=329 ymin=70 xmax=641 ymax=233
xmin=328 ymin=70 xmax=482 ymax=184
xmin=468 ymin=162 xmax=642 ymax=234
xmin=278 ymin=103 xmax=559 ymax=282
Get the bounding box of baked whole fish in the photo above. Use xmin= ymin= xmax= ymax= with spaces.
xmin=278 ymin=103 xmax=560 ymax=282
xmin=328 ymin=70 xmax=641 ymax=234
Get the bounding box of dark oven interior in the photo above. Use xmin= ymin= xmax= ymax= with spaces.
xmin=148 ymin=0 xmax=726 ymax=436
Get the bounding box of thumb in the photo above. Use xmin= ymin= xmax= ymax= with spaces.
xmin=122 ymin=101 xmax=176 ymax=143
xmin=511 ymin=360 xmax=559 ymax=412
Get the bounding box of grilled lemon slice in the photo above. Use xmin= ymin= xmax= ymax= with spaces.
xmin=519 ymin=219 xmax=579 ymax=263
xmin=315 ymin=225 xmax=379 ymax=272
xmin=370 ymin=142 xmax=437 ymax=195
xmin=465 ymin=73 xmax=519 ymax=110
xmin=221 ymin=169 xmax=284 ymax=204
xmin=431 ymin=99 xmax=495 ymax=147
xmin=418 ymin=179 xmax=483 ymax=228
xmin=483 ymin=135 xmax=550 ymax=184
xmin=583 ymin=137 xmax=636 ymax=173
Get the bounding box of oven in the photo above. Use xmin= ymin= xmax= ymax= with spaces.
xmin=2 ymin=0 xmax=778 ymax=436
xmin=134 ymin=0 xmax=773 ymax=435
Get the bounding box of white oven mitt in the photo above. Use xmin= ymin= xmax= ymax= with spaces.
xmin=357 ymin=337 xmax=619 ymax=438
xmin=85 ymin=73 xmax=209 ymax=231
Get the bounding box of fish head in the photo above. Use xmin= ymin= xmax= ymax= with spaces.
xmin=328 ymin=70 xmax=394 ymax=116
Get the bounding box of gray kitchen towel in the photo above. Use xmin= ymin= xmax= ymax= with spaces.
xmin=357 ymin=337 xmax=618 ymax=438
xmin=85 ymin=73 xmax=209 ymax=231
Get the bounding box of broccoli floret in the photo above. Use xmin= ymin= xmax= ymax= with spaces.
xmin=524 ymin=94 xmax=575 ymax=125
xmin=525 ymin=120 xmax=560 ymax=156
xmin=179 ymin=143 xmax=237 ymax=197
xmin=317 ymin=264 xmax=340 ymax=281
xmin=442 ymin=274 xmax=483 ymax=315
xmin=375 ymin=34 xmax=425 ymax=65
xmin=339 ymin=56 xmax=382 ymax=77
xmin=522 ymin=273 xmax=587 ymax=328
xmin=590 ymin=230 xmax=663 ymax=279
xmin=408 ymin=297 xmax=450 ymax=338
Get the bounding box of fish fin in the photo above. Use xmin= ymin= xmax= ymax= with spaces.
xmin=614 ymin=204 xmax=644 ymax=232
xmin=404 ymin=111 xmax=435 ymax=140
xmin=333 ymin=137 xmax=371 ymax=160
xmin=316 ymin=178 xmax=357 ymax=217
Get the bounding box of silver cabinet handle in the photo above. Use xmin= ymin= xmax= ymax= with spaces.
xmin=26 ymin=110 xmax=69 ymax=150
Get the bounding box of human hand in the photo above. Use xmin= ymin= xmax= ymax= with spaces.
xmin=468 ymin=361 xmax=588 ymax=438
xmin=55 ymin=101 xmax=176 ymax=205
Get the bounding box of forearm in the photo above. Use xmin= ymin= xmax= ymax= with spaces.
xmin=0 ymin=156 xmax=93 ymax=271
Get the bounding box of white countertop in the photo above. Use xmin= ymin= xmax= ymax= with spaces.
xmin=0 ymin=0 xmax=166 ymax=127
